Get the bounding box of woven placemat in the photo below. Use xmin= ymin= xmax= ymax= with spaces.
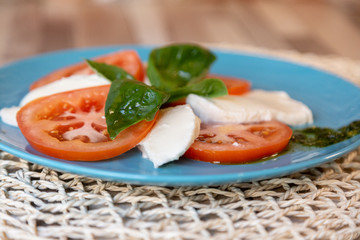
xmin=1 ymin=46 xmax=360 ymax=240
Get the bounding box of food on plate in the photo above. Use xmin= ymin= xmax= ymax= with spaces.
xmin=0 ymin=107 xmax=19 ymax=127
xmin=16 ymin=85 xmax=158 ymax=161
xmin=1 ymin=43 xmax=331 ymax=167
xmin=292 ymin=120 xmax=360 ymax=147
xmin=184 ymin=121 xmax=293 ymax=164
xmin=138 ymin=104 xmax=200 ymax=167
xmin=147 ymin=44 xmax=217 ymax=92
xmin=186 ymin=90 xmax=313 ymax=126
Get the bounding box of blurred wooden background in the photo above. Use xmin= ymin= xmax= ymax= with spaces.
xmin=0 ymin=0 xmax=360 ymax=65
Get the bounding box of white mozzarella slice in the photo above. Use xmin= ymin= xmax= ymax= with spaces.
xmin=138 ymin=104 xmax=201 ymax=168
xmin=186 ymin=90 xmax=313 ymax=126
xmin=20 ymin=74 xmax=110 ymax=106
xmin=0 ymin=106 xmax=20 ymax=126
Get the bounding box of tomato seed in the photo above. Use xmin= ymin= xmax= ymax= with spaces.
xmin=228 ymin=134 xmax=248 ymax=144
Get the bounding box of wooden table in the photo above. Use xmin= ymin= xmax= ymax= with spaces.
xmin=1 ymin=0 xmax=360 ymax=66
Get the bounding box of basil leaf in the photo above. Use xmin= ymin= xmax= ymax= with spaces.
xmin=168 ymin=78 xmax=228 ymax=102
xmin=86 ymin=59 xmax=135 ymax=81
xmin=105 ymin=79 xmax=169 ymax=139
xmin=147 ymin=44 xmax=216 ymax=91
xmin=87 ymin=59 xmax=169 ymax=139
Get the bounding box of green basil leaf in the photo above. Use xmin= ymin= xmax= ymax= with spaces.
xmin=147 ymin=44 xmax=216 ymax=91
xmin=105 ymin=79 xmax=169 ymax=139
xmin=168 ymin=78 xmax=228 ymax=102
xmin=86 ymin=59 xmax=135 ymax=81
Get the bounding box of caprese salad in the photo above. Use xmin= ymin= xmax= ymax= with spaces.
xmin=1 ymin=44 xmax=320 ymax=167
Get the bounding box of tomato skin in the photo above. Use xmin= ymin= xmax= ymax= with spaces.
xmin=184 ymin=121 xmax=292 ymax=164
xmin=30 ymin=50 xmax=145 ymax=90
xmin=207 ymin=74 xmax=251 ymax=95
xmin=17 ymin=85 xmax=157 ymax=161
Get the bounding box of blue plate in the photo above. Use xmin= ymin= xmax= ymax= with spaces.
xmin=1 ymin=46 xmax=360 ymax=186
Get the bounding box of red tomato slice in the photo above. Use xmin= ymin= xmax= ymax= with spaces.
xmin=184 ymin=121 xmax=292 ymax=164
xmin=17 ymin=85 xmax=157 ymax=161
xmin=207 ymin=74 xmax=251 ymax=95
xmin=30 ymin=50 xmax=145 ymax=90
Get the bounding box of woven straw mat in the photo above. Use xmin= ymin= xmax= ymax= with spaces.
xmin=1 ymin=45 xmax=360 ymax=240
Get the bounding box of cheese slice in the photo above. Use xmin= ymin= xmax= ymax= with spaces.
xmin=20 ymin=74 xmax=110 ymax=106
xmin=186 ymin=90 xmax=313 ymax=126
xmin=138 ymin=104 xmax=201 ymax=168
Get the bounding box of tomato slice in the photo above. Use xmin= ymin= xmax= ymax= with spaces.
xmin=207 ymin=74 xmax=251 ymax=95
xmin=184 ymin=121 xmax=292 ymax=164
xmin=30 ymin=50 xmax=145 ymax=90
xmin=17 ymin=85 xmax=157 ymax=161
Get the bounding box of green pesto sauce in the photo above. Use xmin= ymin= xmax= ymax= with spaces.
xmin=291 ymin=120 xmax=360 ymax=147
